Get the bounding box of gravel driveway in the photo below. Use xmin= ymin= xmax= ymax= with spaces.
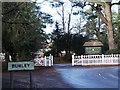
xmin=2 ymin=65 xmax=73 ymax=89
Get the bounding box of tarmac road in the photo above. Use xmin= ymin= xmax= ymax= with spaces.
xmin=2 ymin=64 xmax=120 ymax=89
xmin=54 ymin=64 xmax=120 ymax=88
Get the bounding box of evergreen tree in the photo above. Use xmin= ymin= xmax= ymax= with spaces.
xmin=2 ymin=2 xmax=53 ymax=61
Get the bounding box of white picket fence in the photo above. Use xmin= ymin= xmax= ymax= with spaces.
xmin=34 ymin=55 xmax=53 ymax=66
xmin=0 ymin=52 xmax=5 ymax=62
xmin=72 ymin=54 xmax=120 ymax=66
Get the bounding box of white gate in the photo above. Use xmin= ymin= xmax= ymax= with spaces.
xmin=72 ymin=54 xmax=120 ymax=66
xmin=34 ymin=55 xmax=53 ymax=66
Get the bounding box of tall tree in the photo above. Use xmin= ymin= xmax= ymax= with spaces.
xmin=87 ymin=0 xmax=120 ymax=50
xmin=2 ymin=2 xmax=53 ymax=61
xmin=71 ymin=0 xmax=120 ymax=50
xmin=113 ymin=12 xmax=120 ymax=51
xmin=51 ymin=21 xmax=63 ymax=55
xmin=50 ymin=1 xmax=76 ymax=34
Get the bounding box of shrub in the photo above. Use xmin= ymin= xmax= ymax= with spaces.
xmin=105 ymin=49 xmax=120 ymax=54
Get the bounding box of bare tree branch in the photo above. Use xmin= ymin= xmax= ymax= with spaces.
xmin=56 ymin=9 xmax=62 ymax=17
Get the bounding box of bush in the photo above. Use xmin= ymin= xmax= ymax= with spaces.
xmin=105 ymin=49 xmax=120 ymax=54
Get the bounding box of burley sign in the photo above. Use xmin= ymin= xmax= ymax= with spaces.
xmin=8 ymin=61 xmax=34 ymax=88
xmin=8 ymin=61 xmax=34 ymax=71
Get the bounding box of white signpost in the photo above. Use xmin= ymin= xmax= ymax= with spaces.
xmin=8 ymin=61 xmax=34 ymax=89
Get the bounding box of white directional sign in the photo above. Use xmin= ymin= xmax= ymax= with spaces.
xmin=8 ymin=61 xmax=34 ymax=71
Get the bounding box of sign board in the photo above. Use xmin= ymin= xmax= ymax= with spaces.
xmin=8 ymin=61 xmax=34 ymax=71
xmin=85 ymin=47 xmax=102 ymax=54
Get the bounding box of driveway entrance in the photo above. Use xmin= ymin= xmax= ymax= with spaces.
xmin=2 ymin=64 xmax=119 ymax=89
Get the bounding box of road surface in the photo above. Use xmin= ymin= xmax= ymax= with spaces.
xmin=54 ymin=64 xmax=120 ymax=88
xmin=2 ymin=64 xmax=120 ymax=89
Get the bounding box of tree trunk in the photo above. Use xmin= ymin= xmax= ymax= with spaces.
xmin=62 ymin=4 xmax=65 ymax=33
xmin=0 ymin=2 xmax=2 ymax=52
xmin=104 ymin=3 xmax=115 ymax=50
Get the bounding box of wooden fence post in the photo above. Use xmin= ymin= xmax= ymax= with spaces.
xmin=50 ymin=54 xmax=53 ymax=66
xmin=51 ymin=55 xmax=53 ymax=66
xmin=72 ymin=54 xmax=120 ymax=66
xmin=111 ymin=54 xmax=113 ymax=64
xmin=102 ymin=54 xmax=104 ymax=64
xmin=81 ymin=55 xmax=83 ymax=66
xmin=44 ymin=56 xmax=47 ymax=66
xmin=72 ymin=54 xmax=75 ymax=66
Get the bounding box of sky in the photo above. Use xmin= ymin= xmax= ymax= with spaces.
xmin=35 ymin=0 xmax=119 ymax=34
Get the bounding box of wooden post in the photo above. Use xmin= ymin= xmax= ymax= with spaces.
xmin=86 ymin=55 xmax=89 ymax=65
xmin=30 ymin=71 xmax=32 ymax=89
xmin=50 ymin=54 xmax=53 ymax=66
xmin=0 ymin=2 xmax=2 ymax=53
xmin=49 ymin=54 xmax=52 ymax=66
xmin=81 ymin=55 xmax=83 ymax=66
xmin=111 ymin=54 xmax=113 ymax=64
xmin=52 ymin=56 xmax=53 ymax=66
xmin=72 ymin=54 xmax=74 ymax=66
xmin=117 ymin=54 xmax=119 ymax=64
xmin=44 ymin=56 xmax=47 ymax=66
xmin=48 ymin=56 xmax=50 ymax=66
xmin=102 ymin=54 xmax=104 ymax=64
xmin=10 ymin=71 xmax=13 ymax=89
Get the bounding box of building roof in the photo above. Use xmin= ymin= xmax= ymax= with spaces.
xmin=83 ymin=41 xmax=103 ymax=47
